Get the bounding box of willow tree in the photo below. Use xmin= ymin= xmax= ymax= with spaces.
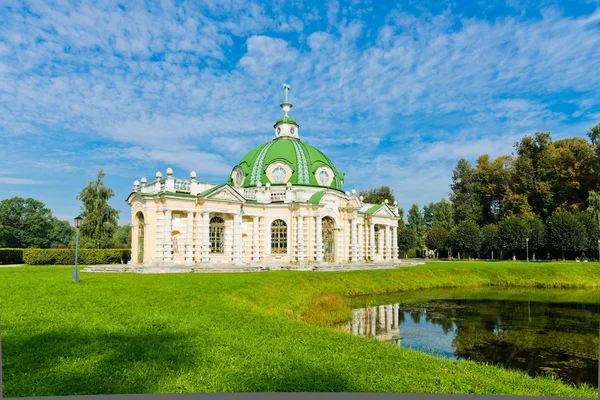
xmin=77 ymin=169 xmax=119 ymax=248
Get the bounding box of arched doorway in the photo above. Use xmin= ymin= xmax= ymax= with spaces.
xmin=136 ymin=212 xmax=145 ymax=264
xmin=322 ymin=217 xmax=335 ymax=262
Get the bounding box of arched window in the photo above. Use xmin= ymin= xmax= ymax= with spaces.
xmin=271 ymin=219 xmax=287 ymax=254
xmin=374 ymin=225 xmax=380 ymax=254
xmin=210 ymin=216 xmax=225 ymax=254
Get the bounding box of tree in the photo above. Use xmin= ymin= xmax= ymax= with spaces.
xmin=587 ymin=122 xmax=600 ymax=146
xmin=546 ymin=211 xmax=586 ymax=260
xmin=407 ymin=204 xmax=426 ymax=248
xmin=397 ymin=227 xmax=416 ymax=258
xmin=473 ymin=155 xmax=510 ymax=224
xmin=526 ymin=218 xmax=546 ymax=260
xmin=49 ymin=218 xmax=74 ymax=248
xmin=0 ymin=197 xmax=54 ymax=248
xmin=113 ymin=224 xmax=132 ymax=248
xmin=450 ymin=220 xmax=482 ymax=259
xmin=587 ymin=190 xmax=600 ymax=226
xmin=511 ymin=132 xmax=555 ymax=220
xmin=77 ymin=169 xmax=120 ymax=249
xmin=480 ymin=224 xmax=499 ymax=259
xmin=450 ymin=159 xmax=483 ymax=224
xmin=423 ymin=198 xmax=454 ymax=231
xmin=498 ymin=216 xmax=529 ymax=260
xmin=425 ymin=226 xmax=451 ymax=258
xmin=576 ymin=211 xmax=600 ymax=259
xmin=359 ymin=186 xmax=395 ymax=205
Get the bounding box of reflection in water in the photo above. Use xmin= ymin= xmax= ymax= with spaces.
xmin=344 ymin=299 xmax=600 ymax=387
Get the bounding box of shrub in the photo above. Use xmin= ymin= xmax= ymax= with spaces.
xmin=0 ymin=248 xmax=24 ymax=264
xmin=23 ymin=249 xmax=131 ymax=265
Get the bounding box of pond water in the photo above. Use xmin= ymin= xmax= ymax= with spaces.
xmin=342 ymin=293 xmax=600 ymax=387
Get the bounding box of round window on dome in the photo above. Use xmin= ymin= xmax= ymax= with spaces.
xmin=319 ymin=170 xmax=330 ymax=185
xmin=272 ymin=166 xmax=287 ymax=183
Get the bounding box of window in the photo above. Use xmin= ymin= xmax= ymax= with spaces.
xmin=210 ymin=216 xmax=225 ymax=253
xmin=271 ymin=219 xmax=287 ymax=254
xmin=374 ymin=225 xmax=380 ymax=254
xmin=272 ymin=166 xmax=287 ymax=183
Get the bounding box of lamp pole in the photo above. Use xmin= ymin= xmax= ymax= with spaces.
xmin=526 ymin=238 xmax=529 ymax=263
xmin=597 ymin=239 xmax=600 ymax=262
xmin=73 ymin=216 xmax=83 ymax=283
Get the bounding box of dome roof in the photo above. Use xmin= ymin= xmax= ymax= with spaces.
xmin=228 ymin=137 xmax=345 ymax=191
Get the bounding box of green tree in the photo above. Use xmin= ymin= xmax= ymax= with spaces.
xmin=359 ymin=186 xmax=395 ymax=205
xmin=77 ymin=169 xmax=120 ymax=249
xmin=425 ymin=226 xmax=451 ymax=258
xmin=450 ymin=220 xmax=482 ymax=259
xmin=49 ymin=218 xmax=74 ymax=248
xmin=474 ymin=155 xmax=510 ymax=224
xmin=407 ymin=204 xmax=426 ymax=248
xmin=450 ymin=159 xmax=483 ymax=224
xmin=113 ymin=224 xmax=132 ymax=248
xmin=511 ymin=132 xmax=554 ymax=220
xmin=0 ymin=197 xmax=54 ymax=248
xmin=397 ymin=227 xmax=416 ymax=258
xmin=546 ymin=211 xmax=586 ymax=260
xmin=498 ymin=216 xmax=529 ymax=260
xmin=423 ymin=198 xmax=454 ymax=231
xmin=586 ymin=122 xmax=600 ymax=146
xmin=587 ymin=190 xmax=600 ymax=226
xmin=526 ymin=218 xmax=546 ymax=260
xmin=576 ymin=211 xmax=600 ymax=259
xmin=480 ymin=224 xmax=499 ymax=259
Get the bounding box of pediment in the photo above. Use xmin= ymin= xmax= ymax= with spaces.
xmin=202 ymin=184 xmax=246 ymax=203
xmin=372 ymin=205 xmax=396 ymax=218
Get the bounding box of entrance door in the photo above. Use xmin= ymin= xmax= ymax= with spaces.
xmin=322 ymin=217 xmax=335 ymax=262
xmin=137 ymin=213 xmax=145 ymax=264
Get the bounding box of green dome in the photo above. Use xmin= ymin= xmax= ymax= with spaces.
xmin=228 ymin=137 xmax=345 ymax=191
xmin=275 ymin=116 xmax=297 ymax=125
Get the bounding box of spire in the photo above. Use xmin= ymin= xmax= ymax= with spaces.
xmin=274 ymin=83 xmax=299 ymax=139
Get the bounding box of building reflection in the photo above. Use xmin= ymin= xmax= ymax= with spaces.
xmin=343 ymin=303 xmax=402 ymax=344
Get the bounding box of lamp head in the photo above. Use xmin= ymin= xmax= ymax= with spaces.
xmin=74 ymin=216 xmax=83 ymax=228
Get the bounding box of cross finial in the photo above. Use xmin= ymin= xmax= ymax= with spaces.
xmin=283 ymin=83 xmax=290 ymax=103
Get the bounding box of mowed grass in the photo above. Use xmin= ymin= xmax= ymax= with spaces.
xmin=0 ymin=261 xmax=599 ymax=397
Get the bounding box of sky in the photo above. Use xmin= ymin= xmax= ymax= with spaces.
xmin=1 ymin=0 xmax=600 ymax=224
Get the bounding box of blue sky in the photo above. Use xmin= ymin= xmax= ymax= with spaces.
xmin=1 ymin=0 xmax=600 ymax=224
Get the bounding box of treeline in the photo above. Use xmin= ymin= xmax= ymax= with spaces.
xmin=409 ymin=124 xmax=600 ymax=260
xmin=0 ymin=169 xmax=131 ymax=250
xmin=362 ymin=123 xmax=600 ymax=260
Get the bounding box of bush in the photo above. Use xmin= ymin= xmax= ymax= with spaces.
xmin=0 ymin=248 xmax=24 ymax=264
xmin=23 ymin=249 xmax=131 ymax=265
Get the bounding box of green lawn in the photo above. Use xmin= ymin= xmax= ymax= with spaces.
xmin=1 ymin=261 xmax=599 ymax=397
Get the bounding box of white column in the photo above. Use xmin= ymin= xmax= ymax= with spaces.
xmin=393 ymin=304 xmax=399 ymax=328
xmin=163 ymin=210 xmax=172 ymax=262
xmin=202 ymin=212 xmax=210 ymax=262
xmin=369 ymin=222 xmax=376 ymax=261
xmin=252 ymin=216 xmax=260 ymax=262
xmin=350 ymin=218 xmax=357 ymax=262
xmin=156 ymin=210 xmax=164 ymax=262
xmin=297 ymin=215 xmax=304 ymax=263
xmin=392 ymin=225 xmax=398 ymax=260
xmin=378 ymin=305 xmax=385 ymax=326
xmin=370 ymin=306 xmax=377 ymax=336
xmin=315 ymin=216 xmax=323 ymax=262
xmin=352 ymin=309 xmax=359 ymax=335
xmin=358 ymin=308 xmax=365 ymax=335
xmin=185 ymin=212 xmax=194 ymax=264
xmin=233 ymin=213 xmax=242 ymax=263
xmin=357 ymin=222 xmax=364 ymax=261
xmin=194 ymin=212 xmax=203 ymax=262
xmin=386 ymin=304 xmax=393 ymax=331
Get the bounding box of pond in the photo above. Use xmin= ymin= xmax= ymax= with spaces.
xmin=341 ymin=289 xmax=600 ymax=388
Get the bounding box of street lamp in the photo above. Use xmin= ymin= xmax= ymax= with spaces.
xmin=73 ymin=216 xmax=83 ymax=283
xmin=597 ymin=239 xmax=600 ymax=262
xmin=526 ymin=237 xmax=529 ymax=263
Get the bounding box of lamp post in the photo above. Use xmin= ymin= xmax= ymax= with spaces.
xmin=73 ymin=216 xmax=83 ymax=283
xmin=597 ymin=239 xmax=600 ymax=262
xmin=526 ymin=237 xmax=529 ymax=263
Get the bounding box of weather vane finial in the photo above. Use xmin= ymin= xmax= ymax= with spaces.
xmin=283 ymin=83 xmax=290 ymax=103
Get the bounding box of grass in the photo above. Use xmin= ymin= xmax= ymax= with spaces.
xmin=0 ymin=261 xmax=599 ymax=397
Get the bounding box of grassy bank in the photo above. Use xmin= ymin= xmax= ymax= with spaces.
xmin=0 ymin=261 xmax=599 ymax=397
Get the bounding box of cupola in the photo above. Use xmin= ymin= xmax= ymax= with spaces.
xmin=273 ymin=83 xmax=300 ymax=139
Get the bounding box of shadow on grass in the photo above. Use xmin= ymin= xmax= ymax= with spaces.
xmin=2 ymin=327 xmax=357 ymax=396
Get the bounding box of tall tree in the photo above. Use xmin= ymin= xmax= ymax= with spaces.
xmin=511 ymin=132 xmax=555 ymax=220
xmin=77 ymin=169 xmax=120 ymax=249
xmin=407 ymin=204 xmax=426 ymax=248
xmin=526 ymin=218 xmax=546 ymax=260
xmin=473 ymin=155 xmax=510 ymax=224
xmin=480 ymin=224 xmax=499 ymax=259
xmin=113 ymin=224 xmax=132 ymax=248
xmin=0 ymin=197 xmax=54 ymax=248
xmin=546 ymin=211 xmax=586 ymax=260
xmin=450 ymin=220 xmax=482 ymax=259
xmin=587 ymin=190 xmax=600 ymax=226
xmin=359 ymin=186 xmax=395 ymax=205
xmin=498 ymin=216 xmax=529 ymax=260
xmin=576 ymin=211 xmax=600 ymax=259
xmin=423 ymin=198 xmax=454 ymax=231
xmin=450 ymin=159 xmax=483 ymax=224
xmin=49 ymin=218 xmax=74 ymax=248
xmin=397 ymin=227 xmax=416 ymax=258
